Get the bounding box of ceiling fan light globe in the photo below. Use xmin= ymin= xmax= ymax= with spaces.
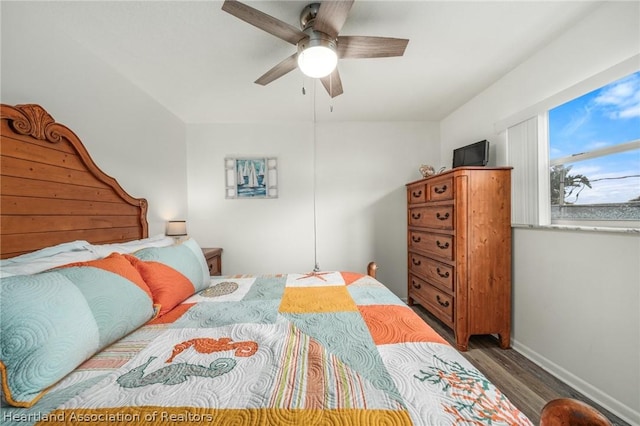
xmin=297 ymin=46 xmax=337 ymax=78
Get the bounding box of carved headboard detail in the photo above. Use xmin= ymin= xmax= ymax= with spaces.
xmin=1 ymin=104 xmax=148 ymax=259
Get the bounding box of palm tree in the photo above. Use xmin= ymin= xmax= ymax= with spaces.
xmin=550 ymin=165 xmax=592 ymax=205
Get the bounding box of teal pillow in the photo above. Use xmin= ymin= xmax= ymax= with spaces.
xmin=134 ymin=238 xmax=210 ymax=292
xmin=0 ymin=256 xmax=154 ymax=407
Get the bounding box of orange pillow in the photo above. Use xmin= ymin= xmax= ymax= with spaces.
xmin=124 ymin=255 xmax=196 ymax=317
xmin=58 ymin=252 xmax=153 ymax=301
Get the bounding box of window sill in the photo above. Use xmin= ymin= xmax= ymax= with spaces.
xmin=512 ymin=223 xmax=640 ymax=235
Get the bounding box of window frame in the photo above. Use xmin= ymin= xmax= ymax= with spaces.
xmin=549 ymin=139 xmax=640 ymax=168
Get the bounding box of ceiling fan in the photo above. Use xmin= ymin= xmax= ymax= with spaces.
xmin=221 ymin=0 xmax=409 ymax=98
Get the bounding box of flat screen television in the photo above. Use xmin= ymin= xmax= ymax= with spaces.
xmin=452 ymin=140 xmax=489 ymax=168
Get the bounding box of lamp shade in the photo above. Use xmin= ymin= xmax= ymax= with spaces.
xmin=297 ymin=31 xmax=338 ymax=79
xmin=297 ymin=46 xmax=338 ymax=78
xmin=166 ymin=220 xmax=187 ymax=236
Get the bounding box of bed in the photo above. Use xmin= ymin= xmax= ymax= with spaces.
xmin=0 ymin=103 xmax=532 ymax=425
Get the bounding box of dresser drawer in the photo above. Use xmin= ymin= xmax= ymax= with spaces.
xmin=409 ymin=274 xmax=454 ymax=324
xmin=407 ymin=183 xmax=426 ymax=204
xmin=408 ymin=232 xmax=454 ymax=261
xmin=408 ymin=254 xmax=454 ymax=293
xmin=409 ymin=205 xmax=454 ymax=229
xmin=427 ymin=177 xmax=454 ymax=201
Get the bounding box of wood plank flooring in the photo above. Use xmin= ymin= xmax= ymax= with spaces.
xmin=411 ymin=305 xmax=631 ymax=426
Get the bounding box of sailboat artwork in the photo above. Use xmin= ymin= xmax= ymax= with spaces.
xmin=224 ymin=157 xmax=278 ymax=199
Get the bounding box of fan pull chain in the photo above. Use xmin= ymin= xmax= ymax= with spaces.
xmin=312 ymin=81 xmax=320 ymax=272
xmin=302 ymin=79 xmax=306 ymax=95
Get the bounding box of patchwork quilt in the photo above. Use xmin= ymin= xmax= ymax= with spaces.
xmin=2 ymin=271 xmax=532 ymax=425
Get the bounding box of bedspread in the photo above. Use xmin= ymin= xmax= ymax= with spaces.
xmin=2 ymin=271 xmax=532 ymax=425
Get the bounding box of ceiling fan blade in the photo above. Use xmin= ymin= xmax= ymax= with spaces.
xmin=320 ymin=68 xmax=344 ymax=98
xmin=254 ymin=53 xmax=298 ymax=86
xmin=314 ymin=1 xmax=354 ymax=38
xmin=337 ymin=36 xmax=409 ymax=58
xmin=222 ymin=0 xmax=306 ymax=45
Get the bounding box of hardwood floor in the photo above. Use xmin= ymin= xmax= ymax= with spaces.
xmin=411 ymin=305 xmax=630 ymax=426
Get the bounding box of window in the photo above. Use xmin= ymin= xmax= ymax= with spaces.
xmin=548 ymin=71 xmax=640 ymax=226
xmin=504 ymin=62 xmax=640 ymax=230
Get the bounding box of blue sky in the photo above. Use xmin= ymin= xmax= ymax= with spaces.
xmin=549 ymin=71 xmax=640 ymax=204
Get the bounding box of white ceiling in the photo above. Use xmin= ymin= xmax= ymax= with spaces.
xmin=19 ymin=0 xmax=602 ymax=123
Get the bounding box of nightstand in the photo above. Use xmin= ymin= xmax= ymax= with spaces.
xmin=201 ymin=247 xmax=223 ymax=276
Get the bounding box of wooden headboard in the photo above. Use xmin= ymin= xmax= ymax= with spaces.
xmin=1 ymin=104 xmax=148 ymax=259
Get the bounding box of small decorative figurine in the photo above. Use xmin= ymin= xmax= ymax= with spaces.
xmin=419 ymin=164 xmax=436 ymax=177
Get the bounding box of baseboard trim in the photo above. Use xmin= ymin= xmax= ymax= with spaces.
xmin=512 ymin=339 xmax=639 ymax=426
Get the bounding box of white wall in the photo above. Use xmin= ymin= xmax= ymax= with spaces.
xmin=0 ymin=3 xmax=187 ymax=235
xmin=186 ymin=122 xmax=316 ymax=274
xmin=186 ymin=120 xmax=439 ymax=297
xmin=512 ymin=228 xmax=639 ymax=420
xmin=440 ymin=2 xmax=640 ymax=424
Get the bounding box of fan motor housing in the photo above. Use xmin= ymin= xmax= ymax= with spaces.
xmin=300 ymin=3 xmax=321 ymax=30
xmin=298 ymin=2 xmax=337 ymax=54
xmin=298 ymin=29 xmax=337 ymax=53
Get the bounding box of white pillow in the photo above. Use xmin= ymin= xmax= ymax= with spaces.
xmin=0 ymin=249 xmax=99 ymax=277
xmin=0 ymin=240 xmax=91 ymax=265
xmin=0 ymin=235 xmax=175 ymax=277
xmin=86 ymin=234 xmax=175 ymax=258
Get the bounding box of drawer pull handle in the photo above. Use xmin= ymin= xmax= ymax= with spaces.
xmin=436 ymin=268 xmax=450 ymax=278
xmin=412 ymin=190 xmax=422 ymax=198
xmin=412 ymin=280 xmax=421 ymax=289
xmin=436 ymin=295 xmax=450 ymax=307
xmin=436 ymin=240 xmax=450 ymax=249
xmin=412 ymin=258 xmax=422 ymax=266
xmin=411 ymin=212 xmax=422 ymax=220
xmin=436 ymin=212 xmax=450 ymax=220
xmin=412 ymin=235 xmax=421 ymax=243
xmin=434 ymin=185 xmax=448 ymax=194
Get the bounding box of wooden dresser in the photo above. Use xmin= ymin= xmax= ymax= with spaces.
xmin=406 ymin=167 xmax=512 ymax=351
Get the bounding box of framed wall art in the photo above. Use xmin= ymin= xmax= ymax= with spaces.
xmin=225 ymin=157 xmax=278 ymax=199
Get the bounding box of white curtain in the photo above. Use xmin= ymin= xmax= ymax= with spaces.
xmin=506 ymin=116 xmax=549 ymax=226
